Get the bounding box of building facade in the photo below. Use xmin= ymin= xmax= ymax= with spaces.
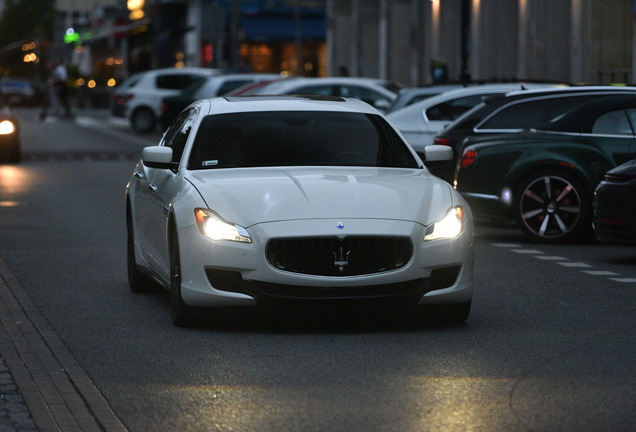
xmin=327 ymin=0 xmax=635 ymax=86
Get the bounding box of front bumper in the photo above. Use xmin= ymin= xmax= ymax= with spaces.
xmin=177 ymin=218 xmax=474 ymax=308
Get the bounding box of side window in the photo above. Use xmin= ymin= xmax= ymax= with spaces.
xmin=162 ymin=108 xmax=198 ymax=164
xmin=294 ymin=85 xmax=336 ymax=96
xmin=426 ymin=95 xmax=491 ymax=122
xmin=592 ymin=110 xmax=633 ymax=135
xmin=156 ymin=74 xmax=204 ymax=90
xmin=479 ymin=99 xmax=559 ymax=130
xmin=339 ymin=85 xmax=388 ymax=105
xmin=217 ymin=79 xmax=252 ymax=96
xmin=626 ymin=109 xmax=636 ymax=133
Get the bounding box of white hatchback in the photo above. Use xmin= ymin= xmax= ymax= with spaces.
xmin=113 ymin=67 xmax=222 ymax=133
xmin=126 ymin=95 xmax=474 ymax=326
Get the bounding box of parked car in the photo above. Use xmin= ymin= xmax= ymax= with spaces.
xmin=0 ymin=105 xmax=20 ymax=163
xmin=593 ymin=159 xmax=636 ymax=245
xmin=454 ymin=94 xmax=636 ymax=243
xmin=126 ymin=95 xmax=474 ymax=326
xmin=112 ymin=67 xmax=222 ymax=133
xmin=431 ymin=86 xmax=636 ymax=182
xmin=385 ymin=84 xmax=464 ymax=113
xmin=159 ymin=73 xmax=280 ymax=129
xmin=0 ymin=77 xmax=35 ymax=106
xmin=237 ymin=76 xmax=405 ymax=112
xmin=386 ymin=83 xmax=564 ymax=162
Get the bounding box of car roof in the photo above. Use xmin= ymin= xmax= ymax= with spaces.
xmin=385 ymin=83 xmax=565 ymax=119
xmin=197 ymin=95 xmax=380 ymax=115
xmin=438 ymin=85 xmax=636 ymax=137
xmin=246 ymin=76 xmax=403 ymax=94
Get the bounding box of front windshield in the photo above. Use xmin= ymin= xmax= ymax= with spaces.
xmin=188 ymin=111 xmax=419 ymax=169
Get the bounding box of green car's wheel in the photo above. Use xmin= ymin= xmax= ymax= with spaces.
xmin=515 ymin=170 xmax=592 ymax=243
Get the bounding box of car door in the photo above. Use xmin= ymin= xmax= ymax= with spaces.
xmin=135 ymin=108 xmax=198 ymax=280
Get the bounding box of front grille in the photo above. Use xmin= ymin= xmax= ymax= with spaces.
xmin=266 ymin=236 xmax=413 ymax=277
xmin=250 ymin=279 xmax=425 ymax=301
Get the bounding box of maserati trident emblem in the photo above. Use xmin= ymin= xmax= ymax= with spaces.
xmin=333 ymin=245 xmax=350 ymax=273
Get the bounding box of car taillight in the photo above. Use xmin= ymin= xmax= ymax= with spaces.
xmin=433 ymin=137 xmax=451 ymax=146
xmin=115 ymin=95 xmax=133 ymax=106
xmin=460 ymin=150 xmax=477 ymax=167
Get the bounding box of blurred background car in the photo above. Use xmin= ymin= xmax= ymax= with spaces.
xmin=111 ymin=67 xmax=222 ymax=133
xmin=385 ymin=84 xmax=464 ymax=113
xmin=431 ymin=85 xmax=636 ymax=182
xmin=593 ymin=159 xmax=636 ymax=245
xmin=0 ymin=104 xmax=20 ymax=163
xmin=159 ymin=73 xmax=280 ymax=129
xmin=0 ymin=77 xmax=36 ymax=106
xmin=386 ymin=83 xmax=564 ymax=161
xmin=236 ymin=76 xmax=404 ymax=112
xmin=454 ymin=94 xmax=636 ymax=243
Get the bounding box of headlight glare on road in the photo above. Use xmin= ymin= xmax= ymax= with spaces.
xmin=194 ymin=208 xmax=251 ymax=243
xmin=424 ymin=206 xmax=464 ymax=241
xmin=0 ymin=120 xmax=15 ymax=135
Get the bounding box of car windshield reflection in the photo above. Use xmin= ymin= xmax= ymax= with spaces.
xmin=188 ymin=111 xmax=419 ymax=169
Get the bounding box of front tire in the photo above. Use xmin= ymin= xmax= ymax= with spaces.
xmin=169 ymin=225 xmax=196 ymax=327
xmin=515 ymin=170 xmax=592 ymax=243
xmin=131 ymin=107 xmax=155 ymax=134
xmin=127 ymin=211 xmax=154 ymax=293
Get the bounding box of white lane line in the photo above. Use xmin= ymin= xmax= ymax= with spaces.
xmin=492 ymin=243 xmax=522 ymax=248
xmin=488 ymin=244 xmax=635 ymax=283
xmin=557 ymin=262 xmax=593 ymax=268
xmin=511 ymin=249 xmax=544 ymax=254
xmin=583 ymin=270 xmax=619 ymax=276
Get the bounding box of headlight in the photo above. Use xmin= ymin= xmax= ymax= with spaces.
xmin=423 ymin=206 xmax=465 ymax=241
xmin=194 ymin=209 xmax=252 ymax=243
xmin=0 ymin=120 xmax=16 ymax=135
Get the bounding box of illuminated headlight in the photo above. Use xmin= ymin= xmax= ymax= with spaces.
xmin=423 ymin=206 xmax=465 ymax=241
xmin=194 ymin=209 xmax=251 ymax=243
xmin=0 ymin=120 xmax=16 ymax=135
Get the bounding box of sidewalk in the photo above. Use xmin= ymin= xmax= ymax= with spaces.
xmin=0 ymin=256 xmax=127 ymax=432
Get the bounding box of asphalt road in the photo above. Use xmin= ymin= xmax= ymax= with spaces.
xmin=0 ymin=107 xmax=635 ymax=432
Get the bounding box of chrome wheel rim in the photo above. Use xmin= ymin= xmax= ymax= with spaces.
xmin=519 ymin=175 xmax=582 ymax=239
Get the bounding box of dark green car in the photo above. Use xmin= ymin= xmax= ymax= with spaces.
xmin=454 ymin=94 xmax=636 ymax=243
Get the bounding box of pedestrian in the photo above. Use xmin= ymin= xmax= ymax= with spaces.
xmin=50 ymin=59 xmax=73 ymax=118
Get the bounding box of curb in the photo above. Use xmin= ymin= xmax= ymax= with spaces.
xmin=0 ymin=256 xmax=127 ymax=432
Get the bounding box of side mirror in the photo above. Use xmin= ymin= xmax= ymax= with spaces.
xmin=423 ymin=145 xmax=452 ymax=167
xmin=142 ymin=146 xmax=175 ymax=169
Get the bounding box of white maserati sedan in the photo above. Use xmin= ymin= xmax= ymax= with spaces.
xmin=126 ymin=95 xmax=474 ymax=326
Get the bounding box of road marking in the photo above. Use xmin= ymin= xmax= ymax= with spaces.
xmin=557 ymin=262 xmax=592 ymax=268
xmin=511 ymin=249 xmax=544 ymax=254
xmin=583 ymin=270 xmax=619 ymax=276
xmin=492 ymin=243 xmax=522 ymax=248
xmin=490 ymin=242 xmax=634 ymax=283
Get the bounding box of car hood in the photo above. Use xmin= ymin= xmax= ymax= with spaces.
xmin=186 ymin=167 xmax=454 ymax=227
